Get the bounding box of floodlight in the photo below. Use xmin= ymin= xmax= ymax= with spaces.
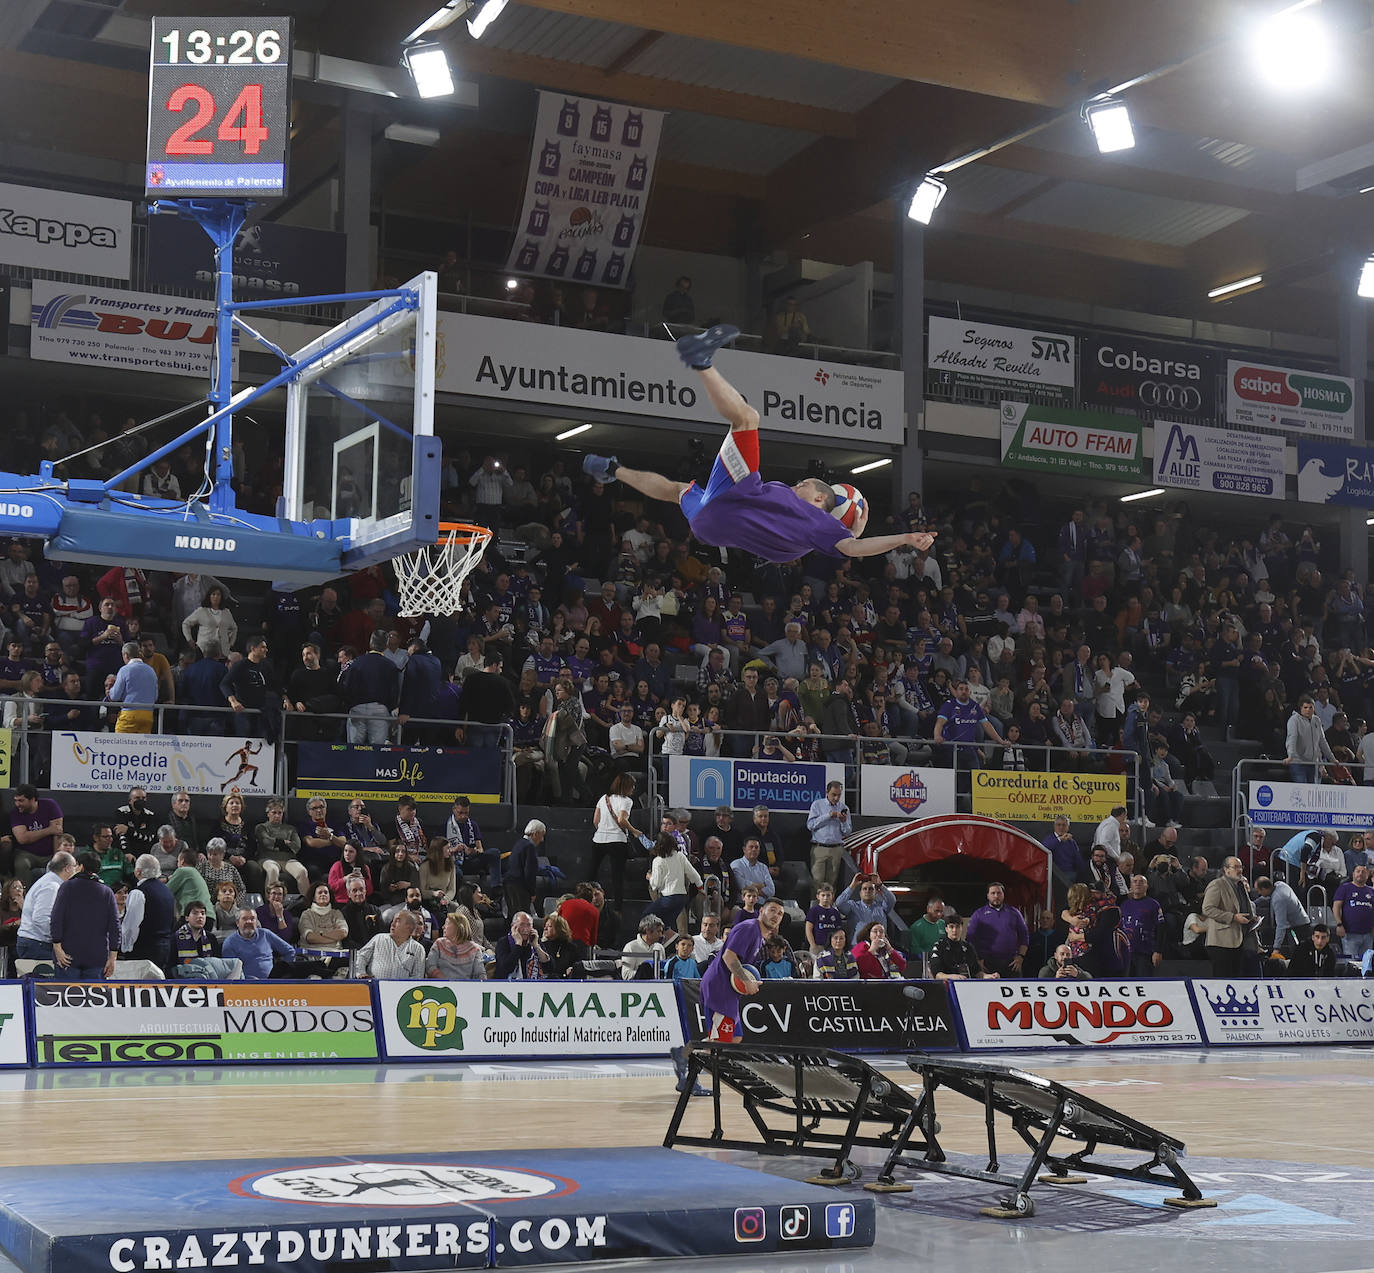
xmin=467 ymin=0 xmax=510 ymax=39
xmin=402 ymin=43 xmax=455 ymax=98
xmin=907 ymin=175 xmax=948 ymax=225
xmin=1084 ymin=97 xmax=1135 ymax=153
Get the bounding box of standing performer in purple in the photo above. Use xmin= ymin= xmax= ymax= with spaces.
xmin=697 ymin=895 xmax=785 ymax=1042
xmin=583 ymin=326 xmax=935 ymax=564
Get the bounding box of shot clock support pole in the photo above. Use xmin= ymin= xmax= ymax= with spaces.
xmin=148 ymin=197 xmax=250 ymax=515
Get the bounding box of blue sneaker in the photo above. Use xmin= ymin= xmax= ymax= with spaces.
xmin=675 ymin=1076 xmax=712 ymax=1097
xmin=675 ymin=324 xmax=739 ymax=370
xmin=582 ymin=454 xmax=619 ymax=484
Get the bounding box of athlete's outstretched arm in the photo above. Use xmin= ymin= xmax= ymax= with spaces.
xmin=696 ymin=367 xmax=759 ymax=433
xmin=836 ymin=530 xmax=937 ymax=559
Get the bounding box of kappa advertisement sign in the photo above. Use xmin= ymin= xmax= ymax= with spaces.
xmin=1227 ymin=359 xmax=1355 ymax=439
xmin=1154 ymin=420 xmax=1286 ymax=499
xmin=30 ymin=278 xmax=239 ymax=379
xmin=1297 ymin=440 xmax=1374 ymax=507
xmin=52 ymin=730 xmax=276 ymax=796
xmin=31 ymin=982 xmax=378 ymax=1067
xmin=0 ymin=180 xmax=131 ymax=278
xmin=377 ymin=982 xmax=682 ymax=1060
xmin=859 ymin=764 xmax=957 ymax=819
xmin=953 ymin=980 xmax=1203 ymax=1049
xmin=667 ymin=756 xmax=847 ymax=812
xmin=437 ymin=311 xmax=905 ymax=444
xmin=1000 ymin=401 xmax=1144 ymax=482
xmin=507 ymin=91 xmax=665 ymax=288
xmin=678 ymin=979 xmax=959 ymax=1052
xmin=1192 ymin=978 xmax=1374 ymax=1045
xmin=971 ymin=769 xmax=1127 ymax=823
xmin=1081 ymin=333 xmax=1217 ymax=418
xmin=1247 ymin=780 xmax=1374 ymax=829
xmin=927 ymin=316 xmax=1075 ymax=402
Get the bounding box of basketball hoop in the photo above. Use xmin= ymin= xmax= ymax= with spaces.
xmin=394 ymin=521 xmax=492 ymax=618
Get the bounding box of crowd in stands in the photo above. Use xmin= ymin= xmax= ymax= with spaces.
xmin=4 ymin=396 xmax=1374 ymax=985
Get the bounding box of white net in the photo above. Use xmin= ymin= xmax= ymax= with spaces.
xmin=394 ymin=524 xmax=492 ymax=618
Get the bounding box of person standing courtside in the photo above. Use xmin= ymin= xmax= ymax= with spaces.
xmin=339 ymin=630 xmax=400 ymax=745
xmin=1202 ymin=857 xmax=1258 ymax=978
xmin=806 ymin=781 xmax=852 ymax=895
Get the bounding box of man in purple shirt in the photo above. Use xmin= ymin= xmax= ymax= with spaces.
xmin=10 ymin=785 xmax=64 ymax=881
xmin=965 ymin=883 xmax=1029 ymax=976
xmin=1119 ymin=875 xmax=1164 ymax=976
xmin=79 ymin=598 xmax=128 ymax=696
xmin=698 ymin=896 xmax=783 ymax=1042
xmin=584 ymin=328 xmax=935 ymax=565
xmin=1334 ymin=865 xmax=1374 ymax=962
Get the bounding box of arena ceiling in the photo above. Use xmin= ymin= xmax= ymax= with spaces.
xmin=3 ymin=0 xmax=1374 ymax=340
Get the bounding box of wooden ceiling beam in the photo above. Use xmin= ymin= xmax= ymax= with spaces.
xmin=450 ymin=44 xmax=856 ymax=137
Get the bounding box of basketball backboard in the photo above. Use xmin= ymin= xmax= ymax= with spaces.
xmin=283 ymin=270 xmax=441 ymax=569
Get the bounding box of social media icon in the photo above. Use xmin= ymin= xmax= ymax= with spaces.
xmin=825 ymin=1203 xmax=856 ymax=1239
xmin=734 ymin=1207 xmax=765 ymax=1243
xmin=779 ymin=1205 xmax=809 ymax=1239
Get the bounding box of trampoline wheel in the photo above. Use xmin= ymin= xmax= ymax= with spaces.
xmin=872 ymin=1079 xmax=890 ymax=1098
xmin=1061 ymin=1103 xmax=1081 ymax=1124
xmin=840 ymin=1159 xmax=862 ymax=1182
xmin=1014 ymin=1193 xmax=1035 ymax=1218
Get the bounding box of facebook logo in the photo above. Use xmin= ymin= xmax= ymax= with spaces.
xmin=825 ymin=1203 xmax=856 ymax=1239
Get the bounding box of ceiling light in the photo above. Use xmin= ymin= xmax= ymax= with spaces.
xmin=1359 ymin=256 xmax=1374 ymax=299
xmin=467 ymin=0 xmax=509 ymax=40
xmin=383 ymin=123 xmax=441 ymax=146
xmin=1249 ymin=7 xmax=1333 ymax=93
xmin=505 ymin=278 xmax=519 ymax=291
xmin=1367 ymin=517 xmax=1374 ymax=526
xmin=402 ymin=43 xmax=454 ymax=98
xmin=851 ymin=458 xmax=892 ymax=475
xmin=1207 ymin=274 xmax=1263 ymax=299
xmin=403 ymin=1 xmax=473 ymax=44
xmin=1121 ymin=488 xmax=1165 ymax=503
xmin=907 ymin=175 xmax=948 ymax=226
xmin=556 ymin=424 xmax=592 ymax=441
xmin=1084 ymin=96 xmax=1135 ymax=153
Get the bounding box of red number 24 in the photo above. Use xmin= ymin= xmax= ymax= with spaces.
xmin=166 ymin=84 xmax=269 ymax=156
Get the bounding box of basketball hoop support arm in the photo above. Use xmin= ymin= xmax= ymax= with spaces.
xmin=147 ymin=198 xmax=249 ymax=515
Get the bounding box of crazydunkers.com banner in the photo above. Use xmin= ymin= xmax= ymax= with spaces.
xmin=436 ymin=311 xmax=904 ymax=444
xmin=51 ymin=730 xmax=276 ymax=796
xmin=32 ymin=982 xmax=378 ymax=1067
xmin=506 ymin=91 xmax=664 ymax=289
xmin=999 ymin=401 xmax=1144 ymax=482
xmin=667 ymin=756 xmax=848 ymax=812
xmin=377 ymin=981 xmax=683 ymax=1061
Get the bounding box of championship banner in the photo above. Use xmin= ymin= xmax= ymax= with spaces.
xmin=437 ymin=311 xmax=905 ymax=444
xmin=1226 ymin=358 xmax=1355 ymax=439
xmin=1297 ymin=440 xmax=1374 ymax=507
xmin=296 ymin=743 xmax=501 ymax=805
xmin=667 ymin=757 xmax=847 ymax=812
xmin=148 ymin=217 xmax=345 ymax=300
xmin=507 ymin=91 xmax=664 ymax=289
xmin=1154 ymin=419 xmax=1285 ymax=499
xmin=31 ymin=982 xmax=378 ymax=1067
xmin=51 ymin=730 xmax=275 ymax=796
xmin=1247 ymin=780 xmax=1374 ymax=829
xmin=0 ymin=180 xmax=131 ymax=278
xmin=927 ymin=316 xmax=1075 ymax=403
xmin=859 ymin=764 xmax=956 ymax=819
xmin=1081 ymin=332 xmax=1217 ymax=419
xmin=952 ymin=980 xmax=1202 ymax=1049
xmin=677 ymin=979 xmax=959 ymax=1052
xmin=971 ymin=769 xmax=1126 ymax=823
xmin=999 ymin=402 xmax=1144 ymax=482
xmin=0 ymin=985 xmax=28 ymax=1068
xmin=1191 ymin=978 xmax=1374 ymax=1045
xmin=377 ymin=981 xmax=683 ymax=1060
xmin=30 ymin=278 xmax=239 ymax=379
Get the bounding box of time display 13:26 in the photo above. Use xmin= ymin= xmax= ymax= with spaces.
xmin=146 ymin=16 xmax=294 ymax=198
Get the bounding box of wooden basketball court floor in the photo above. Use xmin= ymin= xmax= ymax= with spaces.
xmin=3 ymin=1045 xmax=1370 ymax=1273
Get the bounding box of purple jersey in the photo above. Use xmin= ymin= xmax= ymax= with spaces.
xmin=689 ymin=474 xmax=850 ymax=563
xmin=699 ymin=915 xmax=765 ymax=1027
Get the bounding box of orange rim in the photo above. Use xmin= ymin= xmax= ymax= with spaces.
xmin=434 ymin=520 xmax=493 ymax=547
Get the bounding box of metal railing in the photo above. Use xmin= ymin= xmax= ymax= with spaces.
xmin=14 ymin=700 xmax=515 ymax=813
xmin=641 ymin=725 xmax=1143 ymax=827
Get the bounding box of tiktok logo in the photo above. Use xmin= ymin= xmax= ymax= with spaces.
xmin=779 ymin=1205 xmax=809 ymax=1239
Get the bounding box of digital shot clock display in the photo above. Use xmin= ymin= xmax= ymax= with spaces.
xmin=145 ymin=16 xmax=294 ymax=197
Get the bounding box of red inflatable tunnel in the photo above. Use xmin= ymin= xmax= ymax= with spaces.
xmin=844 ymin=815 xmax=1052 ymax=914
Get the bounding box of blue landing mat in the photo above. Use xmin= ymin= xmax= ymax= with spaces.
xmin=0 ymin=1148 xmax=874 ymax=1272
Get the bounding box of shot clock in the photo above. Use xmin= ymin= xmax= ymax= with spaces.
xmin=146 ymin=16 xmax=294 ymax=197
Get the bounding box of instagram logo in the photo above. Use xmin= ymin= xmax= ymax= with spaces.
xmin=734 ymin=1207 xmax=766 ymax=1242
